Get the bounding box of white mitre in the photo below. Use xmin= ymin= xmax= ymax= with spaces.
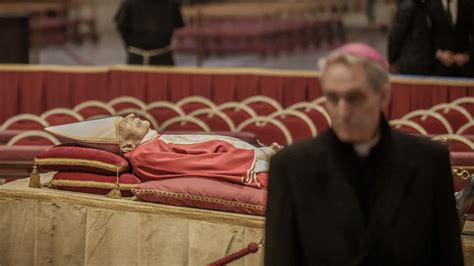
xmin=45 ymin=117 xmax=121 ymax=153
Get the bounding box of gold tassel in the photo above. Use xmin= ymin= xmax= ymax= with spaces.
xmin=105 ymin=165 xmax=121 ymax=199
xmin=28 ymin=160 xmax=41 ymax=188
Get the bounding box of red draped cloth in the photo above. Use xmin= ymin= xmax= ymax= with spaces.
xmin=0 ymin=65 xmax=473 ymax=123
xmin=124 ymin=135 xmax=268 ymax=188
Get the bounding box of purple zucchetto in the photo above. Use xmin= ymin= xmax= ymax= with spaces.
xmin=336 ymin=43 xmax=389 ymax=69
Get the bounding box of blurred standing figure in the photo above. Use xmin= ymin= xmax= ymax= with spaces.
xmin=264 ymin=43 xmax=463 ymax=265
xmin=388 ymin=0 xmax=433 ymax=75
xmin=115 ymin=0 xmax=184 ymax=66
xmin=367 ymin=0 xmax=376 ymax=24
xmin=426 ymin=0 xmax=474 ymax=77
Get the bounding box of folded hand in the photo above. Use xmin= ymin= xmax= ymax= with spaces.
xmin=436 ymin=50 xmax=455 ymax=66
xmin=453 ymin=53 xmax=470 ymax=67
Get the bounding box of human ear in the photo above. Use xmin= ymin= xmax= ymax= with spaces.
xmin=120 ymin=142 xmax=136 ymax=153
xmin=380 ymin=83 xmax=391 ymax=109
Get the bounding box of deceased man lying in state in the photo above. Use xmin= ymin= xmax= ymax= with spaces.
xmin=45 ymin=114 xmax=281 ymax=189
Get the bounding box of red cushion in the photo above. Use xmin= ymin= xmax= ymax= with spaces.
xmin=0 ymin=145 xmax=50 ymax=161
xmin=50 ymin=172 xmax=141 ymax=197
xmin=36 ymin=145 xmax=130 ymax=175
xmin=132 ymin=177 xmax=266 ymax=216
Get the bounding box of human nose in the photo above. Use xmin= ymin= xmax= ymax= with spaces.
xmin=335 ymin=99 xmax=351 ymax=119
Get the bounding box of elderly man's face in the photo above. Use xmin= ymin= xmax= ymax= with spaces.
xmin=119 ymin=114 xmax=150 ymax=145
xmin=321 ymin=63 xmax=389 ymax=143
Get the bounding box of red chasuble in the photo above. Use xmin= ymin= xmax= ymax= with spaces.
xmin=124 ymin=135 xmax=269 ymax=188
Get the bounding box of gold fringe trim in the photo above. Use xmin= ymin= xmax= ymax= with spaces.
xmin=134 ymin=189 xmax=265 ymax=211
xmin=49 ymin=179 xmax=136 ymax=190
xmin=0 ymin=179 xmax=265 ymax=228
xmin=35 ymin=158 xmax=128 ymax=172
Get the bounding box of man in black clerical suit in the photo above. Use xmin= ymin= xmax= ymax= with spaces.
xmin=114 ymin=0 xmax=184 ymax=66
xmin=264 ymin=43 xmax=463 ymax=265
xmin=426 ymin=0 xmax=473 ymax=77
xmin=388 ymin=0 xmax=433 ymax=75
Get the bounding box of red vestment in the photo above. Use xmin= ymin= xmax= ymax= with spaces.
xmin=124 ymin=135 xmax=269 ymax=188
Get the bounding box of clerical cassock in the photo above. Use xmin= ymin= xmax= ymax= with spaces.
xmin=114 ymin=0 xmax=184 ymax=65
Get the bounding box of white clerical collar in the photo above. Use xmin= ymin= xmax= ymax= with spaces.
xmin=442 ymin=0 xmax=458 ymax=25
xmin=140 ymin=129 xmax=159 ymax=144
xmin=353 ymin=132 xmax=381 ymax=158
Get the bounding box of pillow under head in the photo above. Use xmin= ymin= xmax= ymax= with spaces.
xmin=36 ymin=145 xmax=130 ymax=175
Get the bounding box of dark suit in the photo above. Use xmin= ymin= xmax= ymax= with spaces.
xmin=426 ymin=0 xmax=474 ymax=77
xmin=114 ymin=0 xmax=184 ymax=66
xmin=265 ymin=117 xmax=463 ymax=265
xmin=388 ymin=0 xmax=433 ymax=75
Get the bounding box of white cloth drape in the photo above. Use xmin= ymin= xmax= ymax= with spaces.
xmin=0 ymin=176 xmax=264 ymax=266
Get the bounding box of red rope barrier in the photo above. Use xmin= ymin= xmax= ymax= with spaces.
xmin=207 ymin=242 xmax=260 ymax=266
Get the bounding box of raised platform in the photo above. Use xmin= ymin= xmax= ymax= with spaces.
xmin=2 ymin=176 xmax=474 ymax=264
xmin=0 ymin=175 xmax=264 ymax=265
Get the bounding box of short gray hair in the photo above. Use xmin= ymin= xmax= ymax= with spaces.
xmin=318 ymin=51 xmax=389 ymax=92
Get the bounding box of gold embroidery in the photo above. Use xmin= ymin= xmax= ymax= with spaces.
xmin=134 ymin=189 xmax=265 ymax=211
xmin=49 ymin=179 xmax=136 ymax=190
xmin=452 ymin=167 xmax=471 ymax=180
xmin=35 ymin=158 xmax=128 ymax=172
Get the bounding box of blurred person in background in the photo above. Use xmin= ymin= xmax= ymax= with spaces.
xmin=114 ymin=0 xmax=184 ymax=66
xmin=367 ymin=0 xmax=377 ymax=25
xmin=426 ymin=0 xmax=474 ymax=77
xmin=388 ymin=0 xmax=433 ymax=75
